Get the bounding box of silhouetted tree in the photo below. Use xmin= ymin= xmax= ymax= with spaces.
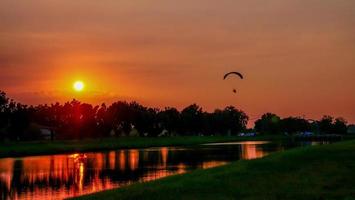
xmin=96 ymin=103 xmax=111 ymax=137
xmin=0 ymin=91 xmax=9 ymax=140
xmin=319 ymin=115 xmax=334 ymax=134
xmin=130 ymin=103 xmax=159 ymax=136
xmin=280 ymin=117 xmax=311 ymax=134
xmin=8 ymin=103 xmax=32 ymax=140
xmin=0 ymin=89 xmax=350 ymax=141
xmin=254 ymin=113 xmax=281 ymax=134
xmin=181 ymin=104 xmax=204 ymax=135
xmin=102 ymin=101 xmax=131 ymax=137
xmin=209 ymin=106 xmax=248 ymax=135
xmin=157 ymin=107 xmax=181 ymax=135
xmin=223 ymin=106 xmax=248 ymax=134
xmin=333 ymin=117 xmax=347 ymax=134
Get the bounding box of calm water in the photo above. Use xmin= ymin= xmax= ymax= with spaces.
xmin=0 ymin=141 xmax=326 ymax=200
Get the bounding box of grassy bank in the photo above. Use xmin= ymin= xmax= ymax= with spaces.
xmin=0 ymin=135 xmax=287 ymax=158
xmin=72 ymin=140 xmax=355 ymax=200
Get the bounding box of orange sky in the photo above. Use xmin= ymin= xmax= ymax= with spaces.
xmin=0 ymin=0 xmax=354 ymax=124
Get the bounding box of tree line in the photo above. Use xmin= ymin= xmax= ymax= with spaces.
xmin=254 ymin=113 xmax=348 ymax=135
xmin=0 ymin=91 xmax=350 ymax=141
xmin=0 ymin=91 xmax=248 ymax=140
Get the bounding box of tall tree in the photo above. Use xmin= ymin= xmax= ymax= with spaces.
xmin=254 ymin=113 xmax=281 ymax=134
xmin=333 ymin=117 xmax=347 ymax=134
xmin=319 ymin=115 xmax=334 ymax=134
xmin=281 ymin=117 xmax=311 ymax=134
xmin=181 ymin=104 xmax=204 ymax=135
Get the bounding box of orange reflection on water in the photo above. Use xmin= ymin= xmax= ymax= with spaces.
xmin=0 ymin=158 xmax=13 ymax=193
xmin=109 ymin=151 xmax=116 ymax=170
xmin=240 ymin=142 xmax=266 ymax=160
xmin=119 ymin=150 xmax=126 ymax=171
xmin=0 ymin=153 xmax=117 ymax=200
xmin=201 ymin=161 xmax=228 ymax=169
xmin=129 ymin=150 xmax=139 ymax=170
xmin=0 ymin=142 xmax=279 ymax=200
xmin=176 ymin=163 xmax=187 ymax=174
xmin=160 ymin=147 xmax=168 ymax=168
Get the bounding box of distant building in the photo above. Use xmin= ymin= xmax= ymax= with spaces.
xmin=38 ymin=125 xmax=56 ymax=140
xmin=129 ymin=128 xmax=140 ymax=137
xmin=348 ymin=125 xmax=355 ymax=134
xmin=158 ymin=129 xmax=169 ymax=137
xmin=238 ymin=132 xmax=257 ymax=137
xmin=28 ymin=123 xmax=56 ymax=140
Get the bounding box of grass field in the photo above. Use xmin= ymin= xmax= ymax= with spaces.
xmin=0 ymin=135 xmax=288 ymax=158
xmin=72 ymin=140 xmax=355 ymax=200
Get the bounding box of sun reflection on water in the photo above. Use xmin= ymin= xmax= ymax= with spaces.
xmin=0 ymin=142 xmax=282 ymax=200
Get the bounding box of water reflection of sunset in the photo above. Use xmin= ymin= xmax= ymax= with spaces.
xmin=240 ymin=143 xmax=266 ymax=160
xmin=0 ymin=142 xmax=285 ymax=200
xmin=119 ymin=150 xmax=126 ymax=171
xmin=160 ymin=147 xmax=168 ymax=168
xmin=129 ymin=150 xmax=139 ymax=171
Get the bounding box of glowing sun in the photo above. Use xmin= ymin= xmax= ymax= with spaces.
xmin=73 ymin=81 xmax=85 ymax=92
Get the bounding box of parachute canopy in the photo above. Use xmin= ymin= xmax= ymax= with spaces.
xmin=224 ymin=72 xmax=244 ymax=94
xmin=223 ymin=72 xmax=244 ymax=80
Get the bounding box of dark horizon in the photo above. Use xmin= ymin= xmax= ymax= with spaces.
xmin=1 ymin=90 xmax=353 ymax=126
xmin=0 ymin=90 xmax=350 ymax=143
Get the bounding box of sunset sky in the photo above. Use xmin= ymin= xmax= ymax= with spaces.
xmin=1 ymin=0 xmax=354 ymax=123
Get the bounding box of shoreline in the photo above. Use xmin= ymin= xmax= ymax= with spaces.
xmin=71 ymin=139 xmax=355 ymax=200
xmin=1 ymin=135 xmax=353 ymax=159
xmin=0 ymin=135 xmax=287 ymax=158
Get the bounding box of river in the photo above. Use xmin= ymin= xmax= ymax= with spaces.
xmin=0 ymin=141 xmax=327 ymax=200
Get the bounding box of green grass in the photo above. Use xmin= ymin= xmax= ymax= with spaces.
xmin=72 ymin=140 xmax=355 ymax=200
xmin=0 ymin=135 xmax=287 ymax=158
